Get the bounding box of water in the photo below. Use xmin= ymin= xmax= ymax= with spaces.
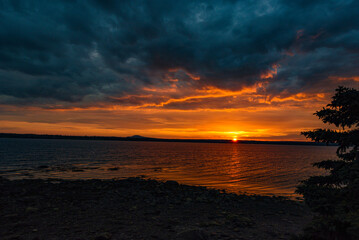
xmin=0 ymin=138 xmax=337 ymax=198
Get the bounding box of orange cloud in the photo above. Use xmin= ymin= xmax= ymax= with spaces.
xmin=260 ymin=64 xmax=279 ymax=79
xmin=0 ymin=78 xmax=332 ymax=141
xmin=269 ymin=92 xmax=326 ymax=103
xmin=0 ymin=105 xmax=325 ymax=141
xmin=329 ymin=76 xmax=359 ymax=82
xmin=168 ymin=68 xmax=201 ymax=81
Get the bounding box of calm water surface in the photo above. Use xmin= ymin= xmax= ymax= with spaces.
xmin=0 ymin=138 xmax=337 ymax=198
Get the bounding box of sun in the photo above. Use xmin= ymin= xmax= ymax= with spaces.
xmin=232 ymin=136 xmax=237 ymax=142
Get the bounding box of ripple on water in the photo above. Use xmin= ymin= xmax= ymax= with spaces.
xmin=0 ymin=138 xmax=335 ymax=198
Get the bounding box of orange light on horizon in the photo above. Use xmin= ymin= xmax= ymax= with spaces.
xmin=232 ymin=137 xmax=238 ymax=142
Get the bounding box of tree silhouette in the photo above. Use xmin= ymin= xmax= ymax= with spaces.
xmin=297 ymin=86 xmax=359 ymax=240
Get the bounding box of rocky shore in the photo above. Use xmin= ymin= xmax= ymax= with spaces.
xmin=0 ymin=177 xmax=311 ymax=240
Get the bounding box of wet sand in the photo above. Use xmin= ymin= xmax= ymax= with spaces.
xmin=0 ymin=177 xmax=311 ymax=240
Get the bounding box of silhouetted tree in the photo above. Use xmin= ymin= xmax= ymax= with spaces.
xmin=297 ymin=86 xmax=359 ymax=240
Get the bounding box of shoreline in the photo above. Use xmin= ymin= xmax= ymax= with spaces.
xmin=0 ymin=177 xmax=311 ymax=240
xmin=0 ymin=164 xmax=303 ymax=200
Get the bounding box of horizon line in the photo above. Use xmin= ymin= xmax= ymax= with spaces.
xmin=0 ymin=133 xmax=335 ymax=146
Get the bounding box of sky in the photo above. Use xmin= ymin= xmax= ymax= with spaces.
xmin=0 ymin=0 xmax=358 ymax=140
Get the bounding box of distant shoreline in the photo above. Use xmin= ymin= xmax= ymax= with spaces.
xmin=0 ymin=133 xmax=335 ymax=146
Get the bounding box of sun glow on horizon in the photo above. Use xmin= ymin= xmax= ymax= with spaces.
xmin=232 ymin=136 xmax=238 ymax=142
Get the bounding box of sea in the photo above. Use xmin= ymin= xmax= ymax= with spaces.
xmin=0 ymin=138 xmax=337 ymax=198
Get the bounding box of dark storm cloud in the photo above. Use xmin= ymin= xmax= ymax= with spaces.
xmin=0 ymin=0 xmax=358 ymax=108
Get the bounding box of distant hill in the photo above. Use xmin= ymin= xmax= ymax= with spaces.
xmin=0 ymin=133 xmax=337 ymax=146
xmin=127 ymin=135 xmax=149 ymax=139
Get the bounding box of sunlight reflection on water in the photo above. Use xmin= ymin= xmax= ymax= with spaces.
xmin=0 ymin=138 xmax=336 ymax=198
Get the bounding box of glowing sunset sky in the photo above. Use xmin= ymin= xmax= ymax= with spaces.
xmin=0 ymin=0 xmax=358 ymax=140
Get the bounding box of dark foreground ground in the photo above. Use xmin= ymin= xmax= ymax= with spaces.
xmin=0 ymin=177 xmax=311 ymax=240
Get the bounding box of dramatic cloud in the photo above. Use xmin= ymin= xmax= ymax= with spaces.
xmin=0 ymin=0 xmax=358 ymax=139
